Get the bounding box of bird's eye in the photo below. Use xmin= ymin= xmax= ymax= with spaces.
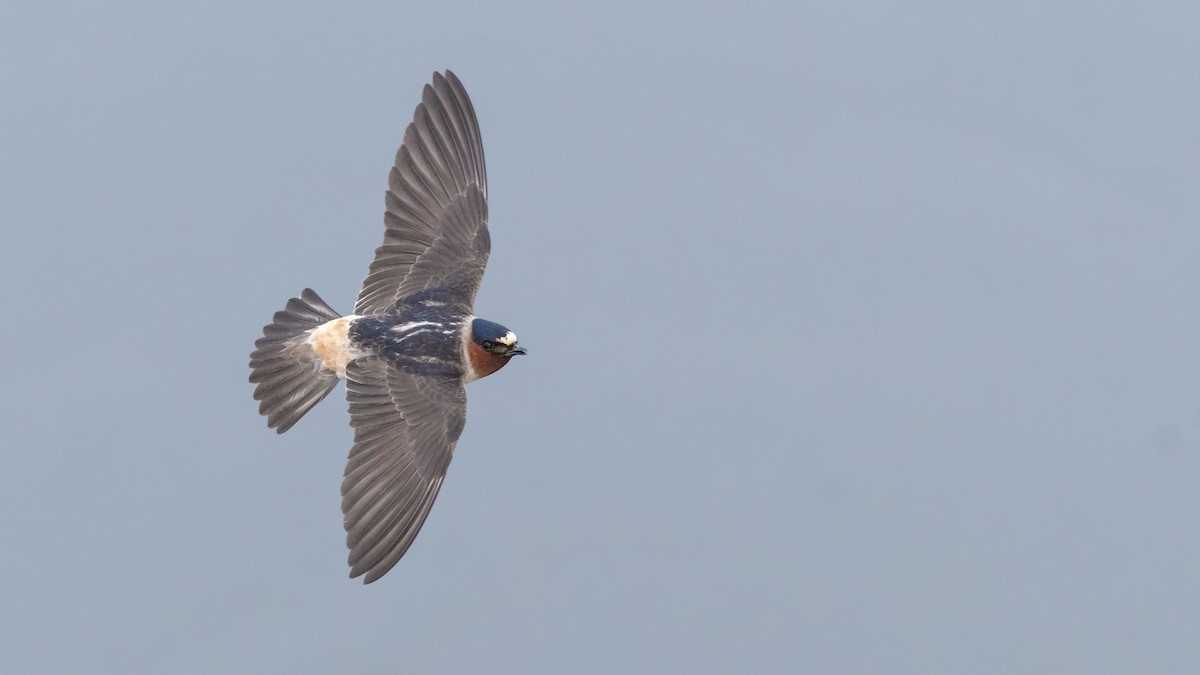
xmin=481 ymin=340 xmax=495 ymax=350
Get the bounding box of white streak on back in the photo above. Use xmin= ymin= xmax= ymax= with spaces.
xmin=391 ymin=320 xmax=440 ymax=332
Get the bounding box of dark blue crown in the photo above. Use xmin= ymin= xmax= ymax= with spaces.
xmin=471 ymin=318 xmax=511 ymax=343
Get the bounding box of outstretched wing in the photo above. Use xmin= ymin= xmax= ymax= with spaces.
xmin=356 ymin=70 xmax=490 ymax=315
xmin=341 ymin=358 xmax=467 ymax=583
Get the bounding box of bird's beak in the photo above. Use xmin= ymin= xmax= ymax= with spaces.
xmin=505 ymin=346 xmax=527 ymax=356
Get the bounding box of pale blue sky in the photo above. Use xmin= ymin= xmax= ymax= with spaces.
xmin=2 ymin=2 xmax=1198 ymax=673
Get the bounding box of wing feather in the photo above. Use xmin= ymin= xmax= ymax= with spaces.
xmin=341 ymin=359 xmax=466 ymax=583
xmin=355 ymin=71 xmax=489 ymax=315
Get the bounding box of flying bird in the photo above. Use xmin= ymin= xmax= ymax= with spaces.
xmin=249 ymin=71 xmax=525 ymax=583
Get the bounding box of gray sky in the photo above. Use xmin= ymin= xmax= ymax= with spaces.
xmin=2 ymin=1 xmax=1198 ymax=673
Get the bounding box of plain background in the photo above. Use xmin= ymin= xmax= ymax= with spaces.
xmin=2 ymin=2 xmax=1198 ymax=673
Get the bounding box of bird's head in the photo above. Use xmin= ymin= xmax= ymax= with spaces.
xmin=465 ymin=317 xmax=526 ymax=381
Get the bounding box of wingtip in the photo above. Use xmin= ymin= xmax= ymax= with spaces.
xmin=438 ymin=69 xmax=465 ymax=92
xmin=348 ymin=562 xmax=383 ymax=584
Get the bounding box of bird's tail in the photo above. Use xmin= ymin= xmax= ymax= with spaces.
xmin=249 ymin=288 xmax=343 ymax=433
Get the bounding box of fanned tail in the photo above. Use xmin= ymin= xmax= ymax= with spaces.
xmin=249 ymin=288 xmax=343 ymax=433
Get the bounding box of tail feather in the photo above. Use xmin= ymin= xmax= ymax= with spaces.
xmin=250 ymin=288 xmax=343 ymax=433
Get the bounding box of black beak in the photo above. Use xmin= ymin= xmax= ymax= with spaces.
xmin=505 ymin=346 xmax=527 ymax=356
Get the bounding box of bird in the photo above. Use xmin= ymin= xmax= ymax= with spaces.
xmin=248 ymin=70 xmax=525 ymax=584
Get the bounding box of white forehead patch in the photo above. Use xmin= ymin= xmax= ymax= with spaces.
xmin=495 ymin=331 xmax=517 ymax=347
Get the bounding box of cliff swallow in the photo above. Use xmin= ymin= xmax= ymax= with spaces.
xmin=249 ymin=71 xmax=525 ymax=583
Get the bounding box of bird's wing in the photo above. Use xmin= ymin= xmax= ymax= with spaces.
xmin=356 ymin=70 xmax=490 ymax=315
xmin=341 ymin=357 xmax=467 ymax=583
